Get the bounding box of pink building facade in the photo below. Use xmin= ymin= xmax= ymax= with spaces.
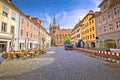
xmin=19 ymin=15 xmax=38 ymax=50
xmin=96 ymin=0 xmax=120 ymax=49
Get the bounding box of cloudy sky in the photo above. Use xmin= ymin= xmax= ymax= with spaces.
xmin=12 ymin=0 xmax=102 ymax=32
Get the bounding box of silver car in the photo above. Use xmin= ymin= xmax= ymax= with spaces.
xmin=0 ymin=53 xmax=2 ymax=65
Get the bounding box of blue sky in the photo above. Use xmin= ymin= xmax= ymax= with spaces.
xmin=12 ymin=0 xmax=102 ymax=31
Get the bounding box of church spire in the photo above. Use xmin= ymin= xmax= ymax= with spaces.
xmin=53 ymin=16 xmax=56 ymax=24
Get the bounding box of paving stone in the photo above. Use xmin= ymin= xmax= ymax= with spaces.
xmin=0 ymin=47 xmax=120 ymax=80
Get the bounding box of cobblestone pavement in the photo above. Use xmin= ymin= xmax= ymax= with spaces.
xmin=0 ymin=47 xmax=120 ymax=80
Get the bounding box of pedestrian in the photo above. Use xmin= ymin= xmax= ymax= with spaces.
xmin=0 ymin=53 xmax=3 ymax=65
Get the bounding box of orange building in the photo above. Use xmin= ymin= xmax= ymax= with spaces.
xmin=55 ymin=29 xmax=72 ymax=46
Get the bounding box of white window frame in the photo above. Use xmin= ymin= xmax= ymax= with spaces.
xmin=108 ymin=24 xmax=113 ymax=31
xmin=11 ymin=12 xmax=16 ymax=21
xmin=2 ymin=5 xmax=9 ymax=17
xmin=11 ymin=25 xmax=15 ymax=34
xmin=1 ymin=22 xmax=7 ymax=32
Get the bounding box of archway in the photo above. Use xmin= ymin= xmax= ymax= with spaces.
xmin=104 ymin=39 xmax=116 ymax=49
xmin=91 ymin=42 xmax=95 ymax=48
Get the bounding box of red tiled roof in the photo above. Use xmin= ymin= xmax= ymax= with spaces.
xmin=55 ymin=29 xmax=72 ymax=35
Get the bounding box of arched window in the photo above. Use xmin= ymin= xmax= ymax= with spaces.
xmin=105 ymin=39 xmax=116 ymax=49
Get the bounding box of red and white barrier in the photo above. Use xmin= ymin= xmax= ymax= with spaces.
xmin=76 ymin=47 xmax=120 ymax=64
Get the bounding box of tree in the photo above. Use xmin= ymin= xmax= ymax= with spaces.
xmin=65 ymin=36 xmax=71 ymax=43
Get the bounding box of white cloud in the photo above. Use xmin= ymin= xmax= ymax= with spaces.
xmin=57 ymin=9 xmax=88 ymax=29
xmin=45 ymin=13 xmax=52 ymax=24
xmin=90 ymin=0 xmax=102 ymax=11
xmin=44 ymin=0 xmax=102 ymax=32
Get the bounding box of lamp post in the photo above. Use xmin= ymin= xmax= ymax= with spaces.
xmin=10 ymin=33 xmax=14 ymax=52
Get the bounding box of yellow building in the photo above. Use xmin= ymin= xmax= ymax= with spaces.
xmin=0 ymin=0 xmax=20 ymax=52
xmin=81 ymin=10 xmax=98 ymax=48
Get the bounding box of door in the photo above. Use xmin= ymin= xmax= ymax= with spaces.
xmin=0 ymin=41 xmax=7 ymax=52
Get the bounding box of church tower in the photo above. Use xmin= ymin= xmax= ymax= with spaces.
xmin=49 ymin=16 xmax=60 ymax=46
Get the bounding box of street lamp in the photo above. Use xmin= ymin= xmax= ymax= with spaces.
xmin=10 ymin=33 xmax=14 ymax=52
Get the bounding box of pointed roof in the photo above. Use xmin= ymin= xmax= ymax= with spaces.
xmin=53 ymin=16 xmax=56 ymax=24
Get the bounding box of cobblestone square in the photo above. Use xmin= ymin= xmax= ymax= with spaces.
xmin=0 ymin=47 xmax=120 ymax=80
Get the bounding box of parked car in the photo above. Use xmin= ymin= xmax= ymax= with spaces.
xmin=64 ymin=42 xmax=73 ymax=50
xmin=0 ymin=53 xmax=2 ymax=65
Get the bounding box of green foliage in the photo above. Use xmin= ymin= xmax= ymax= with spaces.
xmin=65 ymin=36 xmax=71 ymax=42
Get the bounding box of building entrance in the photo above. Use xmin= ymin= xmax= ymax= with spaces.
xmin=0 ymin=41 xmax=7 ymax=53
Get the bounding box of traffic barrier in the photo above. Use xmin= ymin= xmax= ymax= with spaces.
xmin=76 ymin=47 xmax=120 ymax=64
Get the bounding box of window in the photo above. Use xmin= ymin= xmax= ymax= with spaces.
xmin=90 ymin=21 xmax=91 ymax=25
xmin=90 ymin=35 xmax=92 ymax=39
xmin=92 ymin=27 xmax=94 ymax=31
xmin=21 ymin=18 xmax=24 ymax=24
xmin=2 ymin=5 xmax=8 ymax=17
xmin=11 ymin=26 xmax=14 ymax=33
xmin=104 ymin=26 xmax=107 ymax=32
xmin=97 ymin=18 xmax=101 ymax=25
xmin=11 ymin=12 xmax=16 ymax=21
xmin=93 ymin=34 xmax=95 ymax=38
xmin=114 ymin=6 xmax=119 ymax=16
xmin=108 ymin=11 xmax=112 ymax=19
xmin=88 ymin=36 xmax=89 ymax=39
xmin=90 ymin=28 xmax=91 ymax=32
xmin=60 ymin=41 xmax=62 ymax=43
xmin=30 ymin=33 xmax=32 ymax=38
xmin=27 ymin=22 xmax=29 ymax=27
xmin=21 ymin=29 xmax=23 ymax=36
xmin=26 ymin=32 xmax=28 ymax=37
xmin=99 ymin=28 xmax=102 ymax=34
xmin=103 ymin=4 xmax=107 ymax=10
xmin=116 ymin=20 xmax=120 ymax=29
xmin=92 ymin=20 xmax=94 ymax=23
xmin=108 ymin=24 xmax=113 ymax=31
xmin=1 ymin=22 xmax=7 ymax=32
xmin=102 ymin=15 xmax=106 ymax=21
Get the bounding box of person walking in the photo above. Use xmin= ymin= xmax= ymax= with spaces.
xmin=0 ymin=53 xmax=3 ymax=65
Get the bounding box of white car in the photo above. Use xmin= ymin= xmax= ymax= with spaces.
xmin=0 ymin=53 xmax=2 ymax=65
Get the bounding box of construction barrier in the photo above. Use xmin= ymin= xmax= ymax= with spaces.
xmin=76 ymin=47 xmax=120 ymax=64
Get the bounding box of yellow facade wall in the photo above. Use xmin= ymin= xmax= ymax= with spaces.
xmin=81 ymin=14 xmax=97 ymax=48
xmin=0 ymin=1 xmax=17 ymax=38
